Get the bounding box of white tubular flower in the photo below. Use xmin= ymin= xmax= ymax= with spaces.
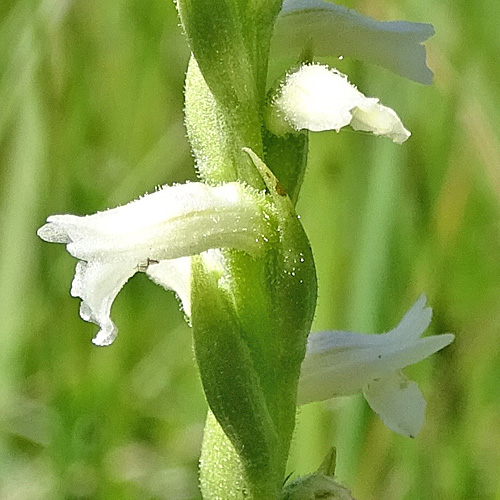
xmin=273 ymin=0 xmax=434 ymax=85
xmin=267 ymin=64 xmax=410 ymax=144
xmin=37 ymin=182 xmax=269 ymax=346
xmin=298 ymin=295 xmax=454 ymax=437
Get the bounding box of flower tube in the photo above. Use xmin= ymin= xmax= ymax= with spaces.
xmin=266 ymin=64 xmax=410 ymax=144
xmin=38 ymin=181 xmax=270 ymax=346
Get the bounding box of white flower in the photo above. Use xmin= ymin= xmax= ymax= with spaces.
xmin=273 ymin=0 xmax=434 ymax=85
xmin=37 ymin=181 xmax=270 ymax=346
xmin=266 ymin=64 xmax=410 ymax=144
xmin=298 ymin=295 xmax=454 ymax=437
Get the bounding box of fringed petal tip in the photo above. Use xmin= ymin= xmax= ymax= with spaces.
xmin=70 ymin=260 xmax=136 ymax=346
xmin=91 ymin=324 xmax=118 ymax=347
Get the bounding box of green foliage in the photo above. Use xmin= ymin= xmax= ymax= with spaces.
xmin=1 ymin=0 xmax=500 ymax=499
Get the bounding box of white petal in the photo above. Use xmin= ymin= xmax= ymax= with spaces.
xmin=269 ymin=65 xmax=361 ymax=134
xmin=38 ymin=182 xmax=269 ymax=262
xmin=273 ymin=0 xmax=434 ymax=84
xmin=386 ymin=293 xmax=432 ymax=343
xmin=267 ymin=64 xmax=410 ymax=143
xmin=70 ymin=260 xmax=136 ymax=346
xmin=363 ymin=372 xmax=425 ymax=437
xmin=350 ymin=99 xmax=411 ymax=144
xmin=38 ymin=181 xmax=270 ymax=344
xmin=146 ymin=257 xmax=192 ymax=317
xmin=149 ymin=249 xmax=233 ymax=318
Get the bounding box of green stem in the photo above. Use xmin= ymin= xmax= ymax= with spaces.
xmin=199 ymin=411 xmax=279 ymax=500
xmin=178 ymin=3 xmax=316 ymax=499
xmin=184 ymin=57 xmax=265 ymax=188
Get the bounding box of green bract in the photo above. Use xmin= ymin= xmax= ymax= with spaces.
xmin=191 ymin=150 xmax=317 ymax=499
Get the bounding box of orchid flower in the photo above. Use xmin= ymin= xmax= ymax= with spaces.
xmin=37 ymin=181 xmax=271 ymax=346
xmin=146 ymin=266 xmax=452 ymax=437
xmin=298 ymin=295 xmax=454 ymax=437
xmin=266 ymin=63 xmax=410 ymax=144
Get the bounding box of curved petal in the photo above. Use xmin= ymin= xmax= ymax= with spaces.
xmin=363 ymin=372 xmax=425 ymax=437
xmin=146 ymin=257 xmax=192 ymax=317
xmin=37 ymin=181 xmax=271 ymax=344
xmin=273 ymin=0 xmax=434 ymax=84
xmin=70 ymin=260 xmax=136 ymax=346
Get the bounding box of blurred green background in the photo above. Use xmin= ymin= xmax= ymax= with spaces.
xmin=1 ymin=0 xmax=499 ymax=498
